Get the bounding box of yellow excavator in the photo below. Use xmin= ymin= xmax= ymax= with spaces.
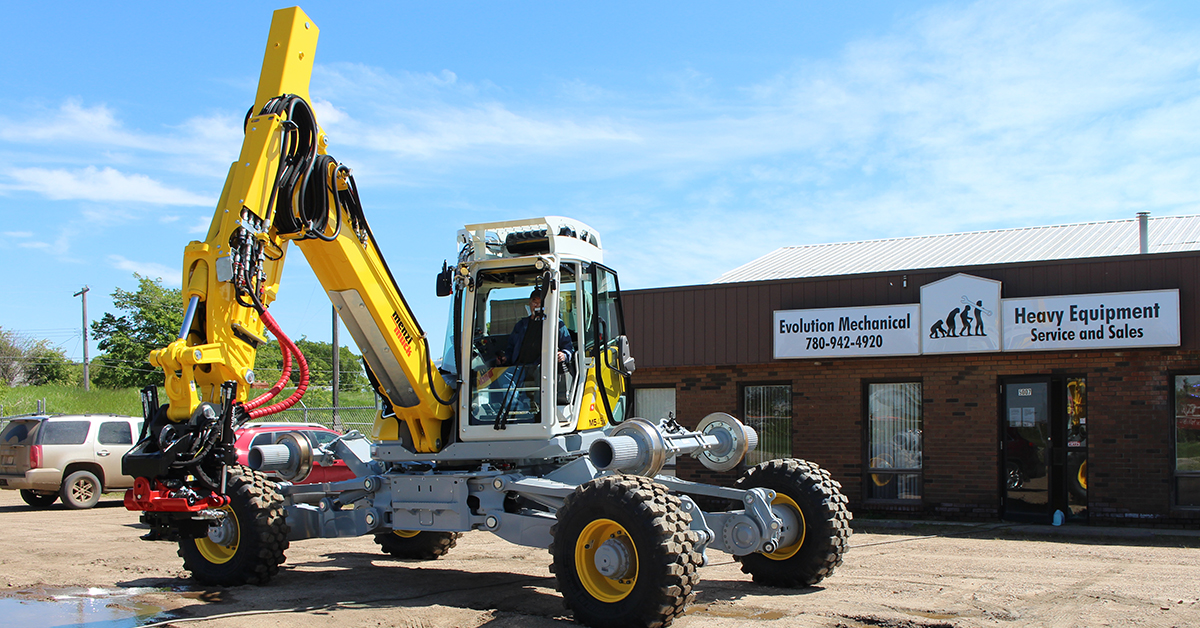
xmin=121 ymin=8 xmax=851 ymax=628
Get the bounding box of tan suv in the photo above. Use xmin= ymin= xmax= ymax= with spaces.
xmin=0 ymin=414 xmax=143 ymax=509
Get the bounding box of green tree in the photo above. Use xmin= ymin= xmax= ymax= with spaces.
xmin=253 ymin=339 xmax=366 ymax=392
xmin=90 ymin=274 xmax=183 ymax=389
xmin=25 ymin=341 xmax=73 ymax=386
xmin=0 ymin=328 xmax=28 ymax=386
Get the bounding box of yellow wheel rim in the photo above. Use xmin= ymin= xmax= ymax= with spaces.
xmin=393 ymin=529 xmax=420 ymax=538
xmin=194 ymin=505 xmax=239 ymax=565
xmin=1078 ymin=460 xmax=1088 ymax=491
xmin=764 ymin=493 xmax=806 ymax=561
xmin=575 ymin=518 xmax=637 ymax=603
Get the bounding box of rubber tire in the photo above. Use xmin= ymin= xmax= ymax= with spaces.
xmin=178 ymin=466 xmax=289 ymax=586
xmin=374 ymin=530 xmax=460 ymax=560
xmin=20 ymin=489 xmax=58 ymax=508
xmin=60 ymin=470 xmax=101 ymax=509
xmin=734 ymin=458 xmax=852 ymax=588
xmin=551 ymin=475 xmax=701 ymax=628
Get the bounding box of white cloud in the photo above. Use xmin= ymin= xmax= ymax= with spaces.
xmin=17 ymin=241 xmax=51 ymax=250
xmin=108 ymin=255 xmax=179 ymax=286
xmin=4 ymin=231 xmax=33 ymax=238
xmin=3 ymin=166 xmax=214 ymax=206
xmin=188 ymin=214 xmax=212 ymax=234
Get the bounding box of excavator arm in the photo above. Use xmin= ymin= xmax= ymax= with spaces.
xmin=142 ymin=5 xmax=452 ymax=476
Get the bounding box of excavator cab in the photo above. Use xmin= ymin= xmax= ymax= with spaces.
xmin=452 ymin=218 xmax=632 ymax=442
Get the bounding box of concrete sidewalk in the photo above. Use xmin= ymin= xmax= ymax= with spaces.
xmin=852 ymin=518 xmax=1200 ymax=543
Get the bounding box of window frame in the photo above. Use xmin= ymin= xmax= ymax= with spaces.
xmin=862 ymin=379 xmax=924 ymax=504
xmin=1170 ymin=372 xmax=1200 ymax=509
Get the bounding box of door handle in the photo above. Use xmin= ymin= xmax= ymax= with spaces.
xmin=97 ymin=450 xmax=110 ymax=457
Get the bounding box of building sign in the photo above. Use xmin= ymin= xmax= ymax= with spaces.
xmin=1002 ymin=289 xmax=1180 ymax=352
xmin=772 ymin=274 xmax=1181 ymax=360
xmin=774 ymin=305 xmax=920 ymax=359
xmin=920 ymin=274 xmax=1002 ymax=354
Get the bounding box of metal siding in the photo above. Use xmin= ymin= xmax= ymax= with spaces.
xmin=714 ymin=215 xmax=1200 ymax=284
xmin=624 ymin=251 xmax=1200 ymax=368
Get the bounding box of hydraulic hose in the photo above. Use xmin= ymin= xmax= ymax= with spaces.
xmin=248 ymin=309 xmax=309 ymax=419
xmin=244 ymin=337 xmax=293 ymax=411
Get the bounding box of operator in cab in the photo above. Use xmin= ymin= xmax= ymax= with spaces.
xmin=499 ymin=288 xmax=574 ymax=366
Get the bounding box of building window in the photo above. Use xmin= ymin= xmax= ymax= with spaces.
xmin=866 ymin=382 xmax=922 ymax=501
xmin=743 ymin=384 xmax=792 ymax=466
xmin=634 ymin=388 xmax=676 ymax=423
xmin=635 ymin=388 xmax=678 ymax=473
xmin=1174 ymin=375 xmax=1200 ymax=507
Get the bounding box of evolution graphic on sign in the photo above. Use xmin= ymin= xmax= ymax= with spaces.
xmin=920 ymin=274 xmax=1002 ymax=354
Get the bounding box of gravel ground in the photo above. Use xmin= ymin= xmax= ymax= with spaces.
xmin=1 ymin=489 xmax=1198 ymax=628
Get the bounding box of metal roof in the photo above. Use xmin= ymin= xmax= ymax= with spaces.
xmin=712 ymin=214 xmax=1200 ymax=284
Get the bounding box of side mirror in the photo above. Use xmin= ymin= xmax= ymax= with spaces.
xmin=616 ymin=335 xmax=636 ymax=375
xmin=435 ymin=261 xmax=453 ymax=297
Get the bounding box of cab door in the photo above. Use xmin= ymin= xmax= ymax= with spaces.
xmin=577 ymin=263 xmax=632 ymax=431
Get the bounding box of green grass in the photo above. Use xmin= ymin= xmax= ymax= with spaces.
xmin=0 ymin=384 xmax=143 ymax=417
xmin=0 ymin=384 xmax=377 ymax=418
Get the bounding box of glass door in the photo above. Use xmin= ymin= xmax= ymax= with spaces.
xmin=1002 ymin=377 xmax=1088 ymax=522
xmin=1003 ymin=380 xmax=1051 ymax=520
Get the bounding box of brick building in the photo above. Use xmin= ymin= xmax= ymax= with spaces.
xmin=623 ymin=215 xmax=1200 ymax=526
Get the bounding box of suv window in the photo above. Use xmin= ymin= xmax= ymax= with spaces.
xmin=249 ymin=433 xmax=276 ymax=449
xmin=40 ymin=421 xmax=91 ymax=445
xmin=98 ymin=421 xmax=133 ymax=445
xmin=1 ymin=420 xmax=40 ymax=445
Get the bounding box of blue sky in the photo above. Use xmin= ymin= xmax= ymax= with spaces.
xmin=4 ymin=0 xmax=1200 ymax=362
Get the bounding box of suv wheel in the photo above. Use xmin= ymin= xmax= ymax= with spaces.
xmin=20 ymin=489 xmax=58 ymax=508
xmin=61 ymin=470 xmax=101 ymax=509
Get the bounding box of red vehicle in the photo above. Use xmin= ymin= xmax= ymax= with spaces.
xmin=234 ymin=423 xmax=356 ymax=484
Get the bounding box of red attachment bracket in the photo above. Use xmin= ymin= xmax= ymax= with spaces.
xmin=124 ymin=477 xmax=230 ymax=512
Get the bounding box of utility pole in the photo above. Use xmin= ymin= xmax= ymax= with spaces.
xmin=331 ymin=304 xmax=342 ymax=431
xmin=73 ymin=286 xmax=90 ymax=391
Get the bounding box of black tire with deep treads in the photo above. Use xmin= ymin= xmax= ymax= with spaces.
xmin=20 ymin=489 xmax=58 ymax=508
xmin=178 ymin=466 xmax=289 ymax=586
xmin=551 ymin=475 xmax=702 ymax=628
xmin=734 ymin=458 xmax=851 ymax=588
xmin=373 ymin=530 xmax=460 ymax=560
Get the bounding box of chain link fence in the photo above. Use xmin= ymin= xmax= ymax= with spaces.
xmin=264 ymin=405 xmax=378 ymax=437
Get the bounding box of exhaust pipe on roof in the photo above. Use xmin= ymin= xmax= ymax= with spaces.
xmin=1138 ymin=212 xmax=1150 ymax=254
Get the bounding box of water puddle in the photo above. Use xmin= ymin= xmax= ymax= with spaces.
xmin=0 ymin=586 xmax=179 ymax=628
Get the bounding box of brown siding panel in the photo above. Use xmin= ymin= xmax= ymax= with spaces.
xmin=624 ymin=252 xmax=1200 ymax=368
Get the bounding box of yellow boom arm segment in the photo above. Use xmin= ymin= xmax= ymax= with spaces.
xmin=150 ymin=7 xmax=453 ymax=451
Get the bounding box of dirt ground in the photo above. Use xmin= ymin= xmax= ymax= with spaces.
xmin=1 ymin=490 xmax=1199 ymax=628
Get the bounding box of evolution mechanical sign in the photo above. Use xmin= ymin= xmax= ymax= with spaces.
xmin=774 ymin=273 xmax=1180 ymax=359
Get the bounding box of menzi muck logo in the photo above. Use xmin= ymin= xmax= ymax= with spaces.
xmin=391 ymin=312 xmax=414 ymax=356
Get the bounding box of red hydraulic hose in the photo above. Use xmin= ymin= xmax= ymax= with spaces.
xmin=248 ymin=309 xmax=309 ymax=419
xmin=244 ymin=336 xmax=292 ymax=411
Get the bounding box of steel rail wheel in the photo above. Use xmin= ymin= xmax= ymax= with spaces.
xmin=178 ymin=466 xmax=289 ymax=585
xmin=735 ymin=458 xmax=851 ymax=587
xmin=551 ymin=475 xmax=700 ymax=628
xmin=373 ymin=529 xmax=460 ymax=559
